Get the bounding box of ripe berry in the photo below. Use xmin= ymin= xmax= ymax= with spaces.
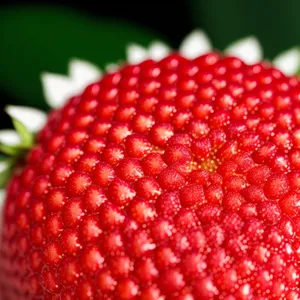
xmin=2 ymin=52 xmax=300 ymax=300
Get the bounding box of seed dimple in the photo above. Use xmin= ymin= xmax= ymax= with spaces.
xmin=108 ymin=178 xmax=136 ymax=207
xmin=66 ymin=172 xmax=92 ymax=197
xmin=264 ymin=174 xmax=289 ymax=199
xmin=180 ymin=184 xmax=205 ymax=208
xmin=158 ymin=167 xmax=186 ymax=191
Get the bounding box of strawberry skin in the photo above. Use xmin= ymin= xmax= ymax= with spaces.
xmin=1 ymin=53 xmax=300 ymax=300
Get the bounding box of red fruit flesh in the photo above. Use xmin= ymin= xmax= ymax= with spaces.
xmin=1 ymin=53 xmax=300 ymax=299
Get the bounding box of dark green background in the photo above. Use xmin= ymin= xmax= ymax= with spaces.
xmin=189 ymin=0 xmax=300 ymax=59
xmin=1 ymin=0 xmax=299 ymax=128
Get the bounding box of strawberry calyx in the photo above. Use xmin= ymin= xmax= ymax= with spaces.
xmin=0 ymin=108 xmax=35 ymax=188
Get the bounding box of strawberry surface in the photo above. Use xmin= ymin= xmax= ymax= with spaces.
xmin=1 ymin=53 xmax=300 ymax=300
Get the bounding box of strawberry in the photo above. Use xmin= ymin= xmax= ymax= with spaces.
xmin=1 ymin=51 xmax=300 ymax=300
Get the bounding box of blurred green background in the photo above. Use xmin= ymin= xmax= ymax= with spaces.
xmin=1 ymin=0 xmax=300 ymax=128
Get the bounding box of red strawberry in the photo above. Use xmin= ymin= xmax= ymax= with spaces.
xmin=1 ymin=52 xmax=300 ymax=300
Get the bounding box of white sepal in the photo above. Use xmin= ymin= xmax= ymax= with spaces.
xmin=5 ymin=105 xmax=47 ymax=133
xmin=273 ymin=47 xmax=300 ymax=76
xmin=69 ymin=59 xmax=102 ymax=91
xmin=105 ymin=63 xmax=119 ymax=73
xmin=149 ymin=41 xmax=171 ymax=61
xmin=126 ymin=44 xmax=149 ymax=64
xmin=179 ymin=29 xmax=212 ymax=59
xmin=225 ymin=36 xmax=262 ymax=64
xmin=0 ymin=130 xmax=21 ymax=146
xmin=41 ymin=73 xmax=76 ymax=109
xmin=0 ymin=189 xmax=5 ymax=226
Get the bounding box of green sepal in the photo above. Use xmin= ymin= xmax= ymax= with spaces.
xmin=11 ymin=117 xmax=34 ymax=148
xmin=0 ymin=143 xmax=24 ymax=157
xmin=0 ymin=159 xmax=15 ymax=189
xmin=0 ymin=166 xmax=11 ymax=189
xmin=0 ymin=112 xmax=36 ymax=188
xmin=0 ymin=154 xmax=8 ymax=161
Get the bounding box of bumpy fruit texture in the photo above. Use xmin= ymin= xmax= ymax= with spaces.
xmin=1 ymin=53 xmax=300 ymax=300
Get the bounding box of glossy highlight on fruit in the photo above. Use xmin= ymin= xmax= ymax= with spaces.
xmin=1 ymin=52 xmax=300 ymax=299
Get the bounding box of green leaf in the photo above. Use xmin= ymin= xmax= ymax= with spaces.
xmin=11 ymin=117 xmax=34 ymax=148
xmin=188 ymin=0 xmax=300 ymax=59
xmin=0 ymin=5 xmax=163 ymax=109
